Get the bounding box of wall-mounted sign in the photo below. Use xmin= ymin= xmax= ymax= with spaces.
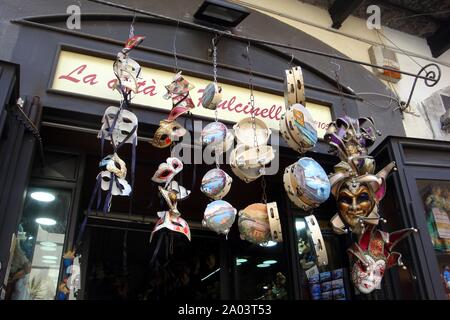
xmin=51 ymin=50 xmax=332 ymax=137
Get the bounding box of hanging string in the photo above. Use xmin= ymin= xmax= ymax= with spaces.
xmin=332 ymin=61 xmax=348 ymax=115
xmin=288 ymin=52 xmax=294 ymax=68
xmin=173 ymin=20 xmax=180 ymax=73
xmin=129 ymin=11 xmax=136 ymax=38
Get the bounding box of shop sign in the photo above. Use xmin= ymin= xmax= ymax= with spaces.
xmin=51 ymin=50 xmax=332 ymax=137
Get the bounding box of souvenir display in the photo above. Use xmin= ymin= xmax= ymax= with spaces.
xmin=284 ymin=66 xmax=306 ymax=107
xmin=238 ymin=202 xmax=282 ymax=244
xmin=283 ymin=157 xmax=331 ymax=211
xmin=348 ymin=224 xmax=417 ymax=294
xmin=202 ymin=200 xmax=237 ymax=236
xmin=60 ymin=31 xmax=146 ymax=301
xmin=325 ymin=116 xmax=396 ymax=234
xmin=280 ymin=103 xmax=317 ymax=154
xmin=200 ymin=168 xmax=232 ymax=200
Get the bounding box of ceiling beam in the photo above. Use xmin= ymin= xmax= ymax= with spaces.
xmin=329 ymin=0 xmax=364 ymax=29
xmin=427 ymin=20 xmax=450 ymax=58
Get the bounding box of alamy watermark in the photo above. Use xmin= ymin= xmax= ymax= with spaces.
xmin=366 ymin=5 xmax=381 ymax=30
xmin=66 ymin=5 xmax=81 ymax=30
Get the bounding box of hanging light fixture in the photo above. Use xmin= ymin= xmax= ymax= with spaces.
xmin=194 ymin=0 xmax=250 ymax=28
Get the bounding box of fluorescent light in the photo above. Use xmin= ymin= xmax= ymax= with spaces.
xmin=257 ymin=263 xmax=270 ymax=268
xmin=263 ymin=286 xmax=268 ymax=289
xmin=42 ymin=255 xmax=58 ymax=260
xmin=259 ymin=241 xmax=277 ymax=247
xmin=41 ymin=241 xmax=57 ymax=247
xmin=236 ymin=258 xmax=248 ymax=263
xmin=41 ymin=246 xmax=56 ymax=252
xmin=31 ymin=192 xmax=55 ymax=202
xmin=236 ymin=262 xmax=242 ymax=266
xmin=296 ymin=220 xmax=306 ymax=230
xmin=35 ymin=218 xmax=57 ymax=226
xmin=42 ymin=259 xmax=56 ymax=264
xmin=263 ymin=260 xmax=277 ymax=265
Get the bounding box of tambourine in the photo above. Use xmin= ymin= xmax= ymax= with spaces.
xmin=201 ymin=82 xmax=222 ymax=110
xmin=230 ymin=146 xmax=264 ymax=183
xmin=304 ymin=215 xmax=328 ymax=266
xmin=280 ymin=103 xmax=317 ymax=154
xmin=284 ymin=66 xmax=305 ymax=107
xmin=233 ymin=117 xmax=271 ymax=147
xmin=200 ymin=168 xmax=233 ymax=200
xmin=283 ymin=157 xmax=330 ymax=210
xmin=238 ymin=203 xmax=271 ymax=244
xmin=234 ymin=144 xmax=275 ymax=169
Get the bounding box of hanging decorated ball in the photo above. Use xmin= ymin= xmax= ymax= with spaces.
xmin=201 ymin=121 xmax=228 ymax=148
xmin=280 ymin=104 xmax=317 ymax=154
xmin=202 ymin=200 xmax=237 ymax=235
xmin=283 ymin=157 xmax=330 ymax=210
xmin=200 ymin=168 xmax=233 ymax=200
xmin=238 ymin=203 xmax=271 ymax=244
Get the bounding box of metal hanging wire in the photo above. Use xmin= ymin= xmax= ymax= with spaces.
xmin=87 ymin=0 xmax=441 ymax=112
xmin=173 ymin=20 xmax=180 ymax=73
xmin=212 ymin=36 xmax=219 ymax=123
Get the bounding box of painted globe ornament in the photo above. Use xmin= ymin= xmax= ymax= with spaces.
xmin=200 ymin=168 xmax=233 ymax=200
xmin=202 ymin=200 xmax=237 ymax=235
xmin=238 ymin=203 xmax=271 ymax=244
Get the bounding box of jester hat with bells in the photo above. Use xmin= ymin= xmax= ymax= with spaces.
xmin=324 ymin=116 xmax=396 ymax=235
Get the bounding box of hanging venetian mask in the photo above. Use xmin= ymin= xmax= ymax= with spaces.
xmin=159 ymin=186 xmax=180 ymax=217
xmin=201 ymin=82 xmax=222 ymax=110
xmin=163 ymin=71 xmax=195 ymax=110
xmin=113 ymin=54 xmax=142 ymax=93
xmin=167 ymin=180 xmax=191 ymax=201
xmin=151 ymin=157 xmax=183 ymax=186
xmin=98 ymin=106 xmax=138 ymax=147
xmin=202 ymin=200 xmax=237 ymax=236
xmin=150 ymin=210 xmax=191 ymax=242
xmin=329 ymin=161 xmax=396 ymax=234
xmin=200 ymin=168 xmax=233 ymax=200
xmin=348 ymin=224 xmax=417 ymax=294
xmin=99 ymin=153 xmax=127 ymax=179
xmin=99 ymin=171 xmax=131 ymax=196
xmin=283 ymin=157 xmax=330 ymax=211
xmin=150 ymin=119 xmax=187 ymax=148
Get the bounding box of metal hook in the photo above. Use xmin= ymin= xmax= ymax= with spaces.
xmin=288 ymin=52 xmax=294 ymax=67
xmin=331 ymin=61 xmax=341 ymax=72
xmin=129 ymin=10 xmax=137 ymax=38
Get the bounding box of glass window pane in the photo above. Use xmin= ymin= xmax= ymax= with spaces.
xmin=6 ymin=187 xmax=72 ymax=300
xmin=417 ymin=180 xmax=450 ymax=299
xmin=233 ymin=241 xmax=288 ymax=300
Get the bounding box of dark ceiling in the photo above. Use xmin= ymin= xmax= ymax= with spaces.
xmin=299 ymin=0 xmax=450 ymax=57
